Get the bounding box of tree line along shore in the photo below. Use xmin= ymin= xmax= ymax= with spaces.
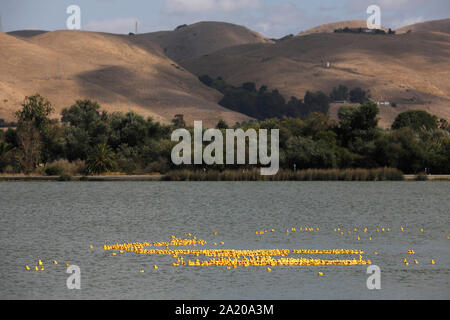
xmin=0 ymin=93 xmax=449 ymax=181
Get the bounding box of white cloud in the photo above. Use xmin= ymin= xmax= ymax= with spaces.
xmin=163 ymin=0 xmax=261 ymax=14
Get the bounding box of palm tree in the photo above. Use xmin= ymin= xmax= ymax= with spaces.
xmin=0 ymin=141 xmax=10 ymax=157
xmin=86 ymin=144 xmax=116 ymax=175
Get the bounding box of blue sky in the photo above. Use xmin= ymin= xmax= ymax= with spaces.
xmin=1 ymin=0 xmax=449 ymax=38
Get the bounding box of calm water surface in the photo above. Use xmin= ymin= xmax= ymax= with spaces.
xmin=0 ymin=181 xmax=449 ymax=299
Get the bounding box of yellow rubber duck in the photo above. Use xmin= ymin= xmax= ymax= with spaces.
xmin=267 ymin=267 xmax=271 ymax=272
xmin=25 ymin=265 xmax=30 ymax=270
xmin=53 ymin=260 xmax=58 ymax=265
xmin=38 ymin=260 xmax=43 ymax=266
xmin=40 ymin=266 xmax=45 ymax=271
xmin=430 ymin=260 xmax=435 ymax=265
xmin=318 ymin=272 xmax=324 ymax=276
xmin=89 ymin=245 xmax=93 ymax=249
xmin=414 ymin=260 xmax=418 ymax=265
xmin=154 ymin=265 xmax=158 ymax=270
xmin=34 ymin=266 xmax=39 ymax=271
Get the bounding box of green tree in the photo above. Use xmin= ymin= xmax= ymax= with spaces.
xmin=172 ymin=114 xmax=186 ymax=128
xmin=62 ymin=100 xmax=110 ymax=160
xmin=86 ymin=144 xmax=116 ymax=175
xmin=330 ymin=85 xmax=349 ymax=101
xmin=392 ymin=110 xmax=438 ymax=131
xmin=216 ymin=119 xmax=229 ymax=129
xmin=337 ymin=101 xmax=380 ymax=150
xmin=285 ymin=136 xmax=337 ymax=169
xmin=15 ymin=94 xmax=54 ymax=172
xmin=349 ymin=87 xmax=369 ymax=103
xmin=108 ymin=112 xmax=147 ymax=148
xmin=374 ymin=128 xmax=425 ymax=173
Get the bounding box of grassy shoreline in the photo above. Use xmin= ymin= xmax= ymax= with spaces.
xmin=1 ymin=169 xmax=449 ymax=182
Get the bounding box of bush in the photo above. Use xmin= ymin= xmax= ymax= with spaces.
xmin=44 ymin=159 xmax=85 ymax=176
xmin=45 ymin=165 xmax=63 ymax=176
xmin=414 ymin=173 xmax=428 ymax=181
xmin=58 ymin=174 xmax=72 ymax=181
xmin=117 ymin=158 xmax=137 ymax=175
xmin=141 ymin=158 xmax=170 ymax=174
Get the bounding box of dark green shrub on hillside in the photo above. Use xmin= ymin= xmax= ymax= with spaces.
xmin=392 ymin=110 xmax=438 ymax=131
xmin=199 ymin=75 xmax=329 ymax=120
xmin=349 ymin=87 xmax=369 ymax=103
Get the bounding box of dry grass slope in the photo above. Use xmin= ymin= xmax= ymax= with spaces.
xmin=137 ymin=21 xmax=273 ymax=63
xmin=183 ymin=26 xmax=450 ymax=127
xmin=396 ymin=18 xmax=450 ymax=34
xmin=297 ymin=20 xmax=387 ymax=36
xmin=0 ymin=30 xmax=252 ymax=127
xmin=2 ymin=19 xmax=449 ymax=128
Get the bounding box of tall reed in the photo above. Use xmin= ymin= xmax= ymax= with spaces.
xmin=162 ymin=167 xmax=404 ymax=181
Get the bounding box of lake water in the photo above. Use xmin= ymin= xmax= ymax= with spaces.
xmin=0 ymin=181 xmax=449 ymax=299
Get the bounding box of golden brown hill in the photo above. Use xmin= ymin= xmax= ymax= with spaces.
xmin=297 ymin=20 xmax=387 ymax=36
xmin=137 ymin=21 xmax=273 ymax=62
xmin=182 ymin=30 xmax=450 ymax=127
xmin=0 ymin=30 xmax=252 ymax=127
xmin=396 ymin=18 xmax=450 ymax=34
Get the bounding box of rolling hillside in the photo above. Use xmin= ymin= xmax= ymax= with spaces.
xmin=2 ymin=19 xmax=449 ymax=128
xmin=183 ymin=27 xmax=450 ymax=127
xmin=396 ymin=18 xmax=450 ymax=34
xmin=136 ymin=21 xmax=273 ymax=62
xmin=297 ymin=20 xmax=387 ymax=36
xmin=0 ymin=30 xmax=252 ymax=126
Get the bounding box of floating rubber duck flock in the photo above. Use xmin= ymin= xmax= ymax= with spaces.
xmin=25 ymin=227 xmax=445 ymax=275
